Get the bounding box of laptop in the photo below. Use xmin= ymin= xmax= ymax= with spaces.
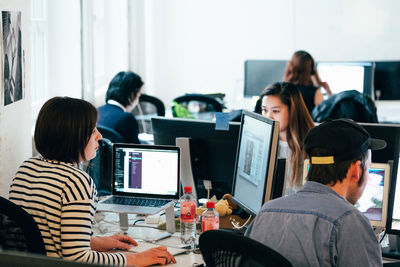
xmin=97 ymin=144 xmax=180 ymax=215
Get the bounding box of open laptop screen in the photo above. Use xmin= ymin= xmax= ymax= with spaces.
xmin=113 ymin=144 xmax=179 ymax=197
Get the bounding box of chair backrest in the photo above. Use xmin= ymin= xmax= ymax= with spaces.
xmin=97 ymin=125 xmax=124 ymax=143
xmin=311 ymin=90 xmax=378 ymax=123
xmin=86 ymin=138 xmax=113 ymax=196
xmin=199 ymin=229 xmax=293 ymax=267
xmin=173 ymin=94 xmax=224 ymax=113
xmin=0 ymin=250 xmax=105 ymax=267
xmin=134 ymin=94 xmax=166 ymax=116
xmin=0 ymin=196 xmax=46 ymax=255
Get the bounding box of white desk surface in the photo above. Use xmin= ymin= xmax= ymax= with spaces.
xmin=93 ymin=211 xmax=204 ymax=266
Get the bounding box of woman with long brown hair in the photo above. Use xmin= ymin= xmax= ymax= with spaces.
xmin=260 ymin=82 xmax=314 ymax=195
xmin=284 ymin=50 xmax=332 ymax=115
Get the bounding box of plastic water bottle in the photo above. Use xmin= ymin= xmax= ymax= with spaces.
xmin=180 ymin=186 xmax=197 ymax=248
xmin=201 ymin=201 xmax=219 ymax=232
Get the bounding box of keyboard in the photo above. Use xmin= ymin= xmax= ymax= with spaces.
xmin=102 ymin=196 xmax=171 ymax=207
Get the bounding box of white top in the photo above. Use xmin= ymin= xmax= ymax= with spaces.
xmin=278 ymin=141 xmax=304 ymax=196
xmin=107 ymin=99 xmax=128 ymax=112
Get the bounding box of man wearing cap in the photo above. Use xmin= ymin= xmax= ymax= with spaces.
xmin=245 ymin=118 xmax=385 ymax=266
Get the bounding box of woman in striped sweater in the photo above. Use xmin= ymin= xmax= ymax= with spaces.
xmin=9 ymin=97 xmax=175 ymax=267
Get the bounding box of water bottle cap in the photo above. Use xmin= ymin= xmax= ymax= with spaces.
xmin=206 ymin=201 xmax=215 ymax=208
xmin=184 ymin=186 xmax=192 ymax=193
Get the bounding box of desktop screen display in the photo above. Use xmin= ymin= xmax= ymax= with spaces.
xmin=389 ymin=155 xmax=400 ymax=232
xmin=232 ymin=111 xmax=279 ymax=216
xmin=113 ymin=145 xmax=179 ymax=196
xmin=244 ymin=60 xmax=287 ymax=97
xmin=316 ymin=62 xmax=373 ymax=96
xmin=355 ymin=163 xmax=390 ymax=227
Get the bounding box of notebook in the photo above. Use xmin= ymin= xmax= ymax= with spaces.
xmin=97 ymin=144 xmax=180 ymax=215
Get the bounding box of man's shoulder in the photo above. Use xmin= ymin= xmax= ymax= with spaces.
xmin=259 ymin=189 xmax=360 ymax=222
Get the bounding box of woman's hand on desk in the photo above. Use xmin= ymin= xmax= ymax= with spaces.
xmin=125 ymin=246 xmax=176 ymax=267
xmin=91 ymin=234 xmax=138 ymax=252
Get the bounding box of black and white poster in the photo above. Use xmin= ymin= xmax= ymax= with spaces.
xmin=2 ymin=11 xmax=23 ymax=106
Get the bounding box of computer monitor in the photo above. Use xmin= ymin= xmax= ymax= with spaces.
xmin=231 ymin=111 xmax=280 ymax=216
xmin=316 ymin=61 xmax=374 ymax=96
xmin=302 ymin=159 xmax=391 ymax=228
xmin=152 ymin=117 xmax=240 ymax=199
xmin=374 ymin=61 xmax=400 ymax=100
xmin=388 ymin=154 xmax=400 ymax=234
xmin=356 ymin=163 xmax=391 ymax=228
xmin=244 ymin=60 xmax=287 ymax=97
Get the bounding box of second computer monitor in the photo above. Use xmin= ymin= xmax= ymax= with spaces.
xmin=152 ymin=117 xmax=240 ymax=199
xmin=231 ymin=111 xmax=280 ymax=216
xmin=316 ymin=61 xmax=373 ymax=96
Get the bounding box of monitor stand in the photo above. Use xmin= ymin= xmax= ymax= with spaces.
xmin=118 ymin=205 xmax=176 ymax=242
xmin=175 ymin=137 xmax=198 ymax=200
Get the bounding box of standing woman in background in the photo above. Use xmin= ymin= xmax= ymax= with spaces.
xmin=284 ymin=50 xmax=332 ymax=115
xmin=9 ymin=97 xmax=175 ymax=266
xmin=98 ymin=71 xmax=143 ymax=143
xmin=260 ymin=82 xmax=314 ymax=195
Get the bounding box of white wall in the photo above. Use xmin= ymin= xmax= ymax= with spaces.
xmin=0 ymin=0 xmax=31 ymax=197
xmin=137 ymin=0 xmax=400 ymax=112
xmin=47 ymin=0 xmax=81 ymax=98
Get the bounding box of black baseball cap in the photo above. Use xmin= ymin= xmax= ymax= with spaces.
xmin=304 ymin=119 xmax=386 ymax=164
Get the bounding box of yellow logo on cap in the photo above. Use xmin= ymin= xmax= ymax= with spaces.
xmin=311 ymin=156 xmax=334 ymax=164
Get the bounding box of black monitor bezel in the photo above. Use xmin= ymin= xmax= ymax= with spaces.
xmin=231 ymin=110 xmax=279 ymax=216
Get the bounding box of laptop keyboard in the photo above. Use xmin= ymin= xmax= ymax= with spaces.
xmin=103 ymin=196 xmax=172 ymax=207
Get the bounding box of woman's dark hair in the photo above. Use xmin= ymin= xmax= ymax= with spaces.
xmin=283 ymin=50 xmax=315 ymax=86
xmin=260 ymin=82 xmax=314 ymax=186
xmin=105 ymin=71 xmax=143 ymax=107
xmin=34 ymin=96 xmax=97 ymax=164
xmin=307 ymin=148 xmax=369 ymax=186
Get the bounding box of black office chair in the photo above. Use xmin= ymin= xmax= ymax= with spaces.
xmin=173 ymin=94 xmax=224 ymax=113
xmin=97 ymin=125 xmax=124 ymax=143
xmin=134 ymin=94 xmax=166 ymax=117
xmin=132 ymin=94 xmax=166 ymax=134
xmin=86 ymin=138 xmax=113 ymax=196
xmin=199 ymin=229 xmax=293 ymax=267
xmin=0 ymin=196 xmax=46 ymax=255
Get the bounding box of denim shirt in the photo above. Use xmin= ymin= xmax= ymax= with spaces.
xmin=245 ymin=181 xmax=382 ymax=267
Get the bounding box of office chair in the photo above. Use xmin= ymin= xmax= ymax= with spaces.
xmin=0 ymin=196 xmax=46 ymax=255
xmin=0 ymin=250 xmax=106 ymax=267
xmin=86 ymin=138 xmax=113 ymax=196
xmin=132 ymin=94 xmax=166 ymax=134
xmin=97 ymin=125 xmax=124 ymax=143
xmin=199 ymin=229 xmax=293 ymax=267
xmin=173 ymin=94 xmax=224 ymax=114
xmin=135 ymin=94 xmax=166 ymax=116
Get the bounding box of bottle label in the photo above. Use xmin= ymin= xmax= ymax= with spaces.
xmin=180 ymin=201 xmax=196 ymax=221
xmin=202 ymin=216 xmax=219 ymax=232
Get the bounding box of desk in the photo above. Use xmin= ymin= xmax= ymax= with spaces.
xmin=94 ymin=211 xmax=204 ymax=266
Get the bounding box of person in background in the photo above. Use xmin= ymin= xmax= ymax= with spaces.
xmin=245 ymin=119 xmax=385 ymax=266
xmin=9 ymin=97 xmax=175 ymax=267
xmin=260 ymin=82 xmax=314 ymax=195
xmin=284 ymin=50 xmax=332 ymax=114
xmin=98 ymin=71 xmax=143 ymax=143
